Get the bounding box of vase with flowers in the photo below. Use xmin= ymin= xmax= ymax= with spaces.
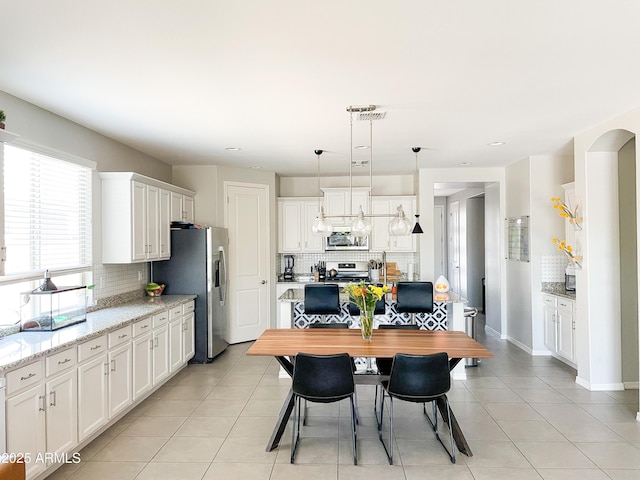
xmin=343 ymin=281 xmax=389 ymax=340
xmin=552 ymin=238 xmax=582 ymax=268
xmin=551 ymin=196 xmax=582 ymax=230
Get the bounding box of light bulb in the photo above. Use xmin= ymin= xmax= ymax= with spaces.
xmin=351 ymin=207 xmax=371 ymax=238
xmin=312 ymin=207 xmax=333 ymax=236
xmin=388 ymin=205 xmax=411 ymax=236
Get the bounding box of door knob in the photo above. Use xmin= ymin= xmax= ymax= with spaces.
xmin=261 ymin=280 xmax=267 ymax=284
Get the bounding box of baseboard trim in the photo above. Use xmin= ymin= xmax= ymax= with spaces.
xmin=506 ymin=335 xmax=532 ymax=355
xmin=623 ymin=381 xmax=639 ymax=389
xmin=576 ymin=376 xmax=625 ymax=391
xmin=484 ymin=325 xmax=504 ymax=339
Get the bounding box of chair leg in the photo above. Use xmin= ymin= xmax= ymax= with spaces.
xmin=350 ymin=395 xmax=358 ymax=465
xmin=303 ymin=399 xmax=308 ymax=426
xmin=444 ymin=396 xmax=456 ymax=464
xmin=377 ymin=390 xmax=394 ymax=464
xmin=291 ymin=395 xmax=300 ymax=463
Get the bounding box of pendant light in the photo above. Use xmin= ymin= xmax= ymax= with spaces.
xmin=348 ymin=106 xmax=372 ymax=238
xmin=388 ymin=204 xmax=413 ymax=236
xmin=411 ymin=147 xmax=424 ymax=234
xmin=311 ymin=149 xmax=333 ymax=236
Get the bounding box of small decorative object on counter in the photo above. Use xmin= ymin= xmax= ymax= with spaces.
xmin=551 ymin=196 xmax=582 ymax=229
xmin=145 ymin=282 xmax=165 ymax=296
xmin=343 ymin=281 xmax=388 ymax=340
xmin=434 ymin=275 xmax=450 ymax=293
xmin=552 ymin=238 xmax=582 ymax=268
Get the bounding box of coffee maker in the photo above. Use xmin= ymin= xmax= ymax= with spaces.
xmin=283 ymin=255 xmax=295 ymax=281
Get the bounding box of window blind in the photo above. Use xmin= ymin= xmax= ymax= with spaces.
xmin=3 ymin=145 xmax=92 ymax=276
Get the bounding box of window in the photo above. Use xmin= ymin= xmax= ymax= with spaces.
xmin=2 ymin=144 xmax=93 ymax=278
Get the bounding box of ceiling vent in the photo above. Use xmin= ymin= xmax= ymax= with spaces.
xmin=357 ymin=111 xmax=386 ymax=121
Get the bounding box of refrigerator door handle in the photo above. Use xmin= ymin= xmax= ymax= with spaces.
xmin=219 ymin=245 xmax=227 ymax=306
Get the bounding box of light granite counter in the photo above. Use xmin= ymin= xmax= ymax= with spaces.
xmin=0 ymin=294 xmax=196 ymax=373
xmin=541 ymin=282 xmax=577 ymax=301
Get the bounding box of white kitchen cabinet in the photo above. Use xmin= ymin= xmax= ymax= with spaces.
xmin=183 ymin=311 xmax=195 ymax=362
xmin=45 ymin=369 xmax=78 ymax=458
xmin=169 ymin=317 xmax=184 ymax=373
xmin=100 ymin=172 xmax=194 ymax=263
xmin=278 ymin=198 xmax=324 ymax=253
xmin=107 ymin=342 xmax=133 ymax=418
xmin=322 ymin=187 xmax=370 ymax=225
xmin=152 ymin=312 xmax=170 ymax=384
xmin=543 ymin=293 xmax=576 ymax=366
xmin=370 ymin=196 xmax=416 ymax=252
xmin=171 ymin=191 xmax=195 ymax=223
xmin=132 ymin=316 xmax=154 ymax=400
xmin=77 ymin=335 xmax=109 ymax=442
xmin=159 ymin=188 xmax=171 ymax=258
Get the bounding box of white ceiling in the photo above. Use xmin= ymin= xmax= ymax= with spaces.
xmin=2 ymin=1 xmax=640 ymax=177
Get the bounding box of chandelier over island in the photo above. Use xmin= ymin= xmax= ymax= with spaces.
xmin=311 ymin=105 xmax=421 ymax=238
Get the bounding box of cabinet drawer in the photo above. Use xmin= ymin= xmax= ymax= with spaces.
xmin=109 ymin=325 xmax=132 ymax=348
xmin=46 ymin=348 xmax=77 ymax=377
xmin=6 ymin=360 xmax=44 ymax=396
xmin=557 ymin=298 xmax=574 ymax=311
xmin=169 ymin=305 xmax=182 ymax=321
xmin=133 ymin=317 xmax=152 ymax=337
xmin=78 ymin=335 xmax=108 ymax=362
xmin=543 ymin=295 xmax=557 ymax=307
xmin=153 ymin=310 xmax=169 ymax=328
xmin=183 ymin=301 xmax=195 ymax=315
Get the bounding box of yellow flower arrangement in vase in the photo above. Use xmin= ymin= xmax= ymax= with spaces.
xmin=343 ymin=282 xmax=389 ymax=340
xmin=552 ymin=238 xmax=582 ymax=268
xmin=551 ymin=196 xmax=582 ymax=229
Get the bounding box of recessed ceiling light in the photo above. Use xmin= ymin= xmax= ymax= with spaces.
xmin=225 ymin=147 xmax=242 ymax=151
xmin=488 ymin=141 xmax=505 ymax=146
xmin=354 ymin=145 xmax=370 ymax=150
xmin=459 ymin=162 xmax=471 ymax=166
xmin=249 ymin=165 xmax=261 ymax=169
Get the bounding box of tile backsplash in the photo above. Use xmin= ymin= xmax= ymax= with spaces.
xmin=541 ymin=254 xmax=568 ymax=282
xmin=92 ymin=263 xmax=149 ymax=301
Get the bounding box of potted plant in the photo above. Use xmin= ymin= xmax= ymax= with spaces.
xmin=0 ymin=110 xmax=5 ymax=130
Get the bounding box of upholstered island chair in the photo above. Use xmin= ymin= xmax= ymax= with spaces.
xmin=303 ymin=284 xmax=340 ymax=324
xmin=395 ymin=281 xmax=434 ymax=325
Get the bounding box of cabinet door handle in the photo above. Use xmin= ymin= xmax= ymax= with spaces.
xmin=90 ymin=344 xmax=102 ymax=351
xmin=39 ymin=394 xmax=46 ymax=412
xmin=118 ymin=333 xmax=128 ymax=339
xmin=111 ymin=359 xmax=116 ymax=372
xmin=154 ymin=337 xmax=159 ymax=348
xmin=104 ymin=362 xmax=109 ymax=376
xmin=49 ymin=390 xmax=57 ymax=407
xmin=20 ymin=372 xmax=36 ymax=381
xmin=141 ymin=324 xmax=149 ymax=329
xmin=58 ymin=358 xmax=71 ymax=365
xmin=150 ymin=338 xmax=154 ymax=350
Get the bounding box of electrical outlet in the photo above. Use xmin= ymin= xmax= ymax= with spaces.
xmin=138 ymin=270 xmax=143 ymax=282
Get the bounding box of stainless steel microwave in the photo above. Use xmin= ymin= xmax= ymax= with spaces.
xmin=325 ymin=227 xmax=369 ymax=251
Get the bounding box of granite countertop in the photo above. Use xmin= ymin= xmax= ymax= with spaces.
xmin=541 ymin=283 xmax=577 ymax=300
xmin=277 ymin=288 xmax=467 ymax=304
xmin=0 ymin=294 xmax=196 ymax=373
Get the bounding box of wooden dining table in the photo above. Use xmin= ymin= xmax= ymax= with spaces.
xmin=246 ymin=328 xmax=493 ymax=456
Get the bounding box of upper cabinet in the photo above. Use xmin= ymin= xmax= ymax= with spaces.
xmin=370 ymin=196 xmax=416 ymax=252
xmin=100 ymin=172 xmax=195 ymax=264
xmin=170 ymin=190 xmax=195 ymax=224
xmin=322 ymin=187 xmax=370 ymax=225
xmin=278 ymin=198 xmax=324 ymax=253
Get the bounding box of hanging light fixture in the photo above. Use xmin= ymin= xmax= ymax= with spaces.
xmin=348 ymin=105 xmax=373 ymax=238
xmin=411 ymin=147 xmax=424 ymax=234
xmin=311 ymin=149 xmax=333 ymax=236
xmin=388 ymin=204 xmax=413 ymax=235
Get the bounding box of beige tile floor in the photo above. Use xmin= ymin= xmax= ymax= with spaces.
xmin=46 ymin=323 xmax=640 ymax=480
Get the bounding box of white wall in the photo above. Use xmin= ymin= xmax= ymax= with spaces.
xmin=505 ymin=158 xmax=532 ymax=349
xmin=485 ymin=183 xmax=502 ymax=334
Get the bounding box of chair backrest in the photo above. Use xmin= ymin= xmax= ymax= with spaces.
xmin=387 ymin=352 xmax=450 ymax=400
xmin=304 ymin=284 xmax=340 ymax=315
xmin=396 ymin=281 xmax=434 ymax=313
xmin=293 ymin=352 xmax=354 ymax=402
xmin=308 ymin=322 xmax=348 ymax=329
xmin=375 ymin=324 xmax=419 ymax=375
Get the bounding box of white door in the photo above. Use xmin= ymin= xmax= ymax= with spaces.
xmin=449 ymin=201 xmax=461 ymax=294
xmin=225 ymin=182 xmax=270 ymax=343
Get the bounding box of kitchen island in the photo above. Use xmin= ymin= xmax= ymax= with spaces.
xmin=277 ymin=287 xmax=470 ymax=378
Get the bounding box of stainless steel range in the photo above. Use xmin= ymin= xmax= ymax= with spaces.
xmin=325 ymin=261 xmax=370 ymax=284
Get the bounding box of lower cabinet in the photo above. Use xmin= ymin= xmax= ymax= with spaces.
xmin=4 ymin=301 xmax=195 ymax=479
xmin=543 ymin=294 xmax=576 ymax=366
xmin=169 ymin=318 xmax=184 ymax=373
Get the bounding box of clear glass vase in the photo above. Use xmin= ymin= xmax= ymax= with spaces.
xmin=360 ymin=309 xmax=373 ymax=341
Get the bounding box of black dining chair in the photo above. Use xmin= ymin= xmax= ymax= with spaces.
xmin=291 ymin=352 xmax=358 ymax=464
xmin=304 ymin=284 xmax=340 ymax=323
xmin=373 ymin=323 xmax=419 ymax=420
xmin=396 ymin=281 xmax=434 ymax=325
xmin=306 ymin=322 xmax=358 ymax=424
xmin=377 ymin=352 xmax=456 ymax=464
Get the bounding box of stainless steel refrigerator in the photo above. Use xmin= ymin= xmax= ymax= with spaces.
xmin=152 ymin=227 xmax=229 ymax=362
